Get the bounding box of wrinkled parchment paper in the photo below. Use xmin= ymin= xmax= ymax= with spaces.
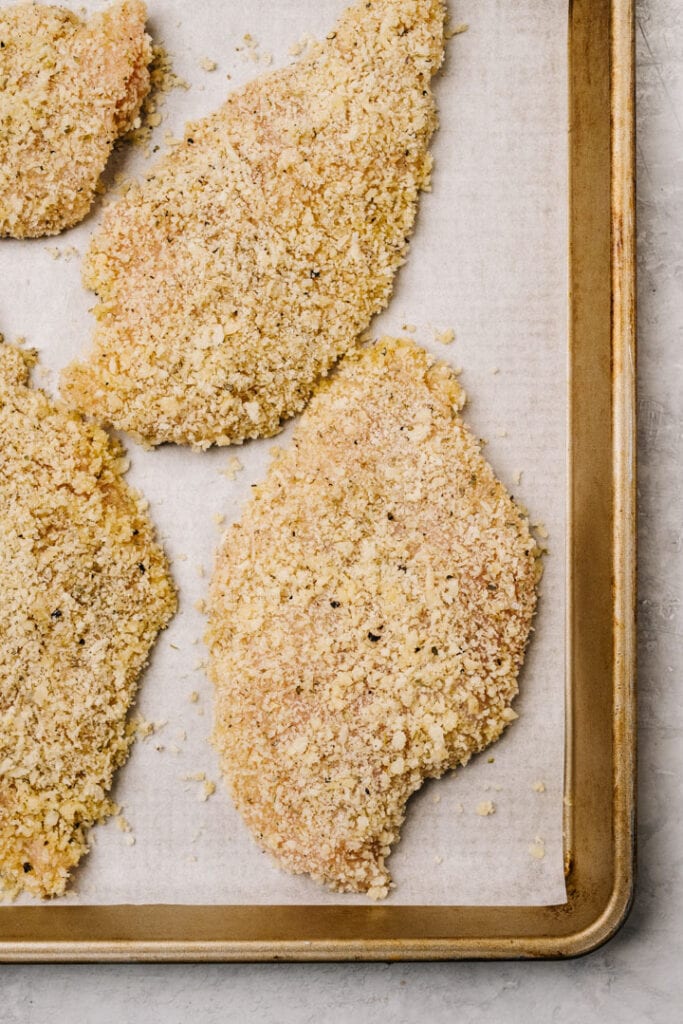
xmin=1 ymin=0 xmax=567 ymax=905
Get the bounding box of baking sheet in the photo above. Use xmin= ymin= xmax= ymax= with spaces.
xmin=0 ymin=0 xmax=567 ymax=906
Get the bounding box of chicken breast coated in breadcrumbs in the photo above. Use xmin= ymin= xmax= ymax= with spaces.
xmin=0 ymin=1 xmax=152 ymax=238
xmin=61 ymin=0 xmax=446 ymax=447
xmin=208 ymin=338 xmax=540 ymax=898
xmin=0 ymin=341 xmax=175 ymax=898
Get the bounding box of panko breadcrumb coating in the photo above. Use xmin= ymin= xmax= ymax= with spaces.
xmin=0 ymin=341 xmax=175 ymax=899
xmin=0 ymin=1 xmax=152 ymax=238
xmin=61 ymin=0 xmax=446 ymax=448
xmin=208 ymin=338 xmax=540 ymax=898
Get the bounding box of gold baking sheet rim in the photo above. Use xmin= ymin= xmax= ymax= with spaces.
xmin=0 ymin=0 xmax=636 ymax=962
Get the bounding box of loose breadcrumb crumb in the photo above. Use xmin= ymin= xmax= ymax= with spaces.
xmin=132 ymin=717 xmax=155 ymax=739
xmin=0 ymin=340 xmax=175 ymax=898
xmin=209 ymin=338 xmax=539 ymax=897
xmin=476 ymin=801 xmax=495 ymax=817
xmin=533 ymin=780 xmax=546 ymax=793
xmin=199 ymin=57 xmax=217 ymax=72
xmin=124 ymin=43 xmax=190 ymax=154
xmin=221 ymin=456 xmax=244 ymax=481
xmin=62 ymin=0 xmax=447 ymax=448
xmin=0 ymin=1 xmax=152 ymax=237
xmin=529 ymin=837 xmax=546 ymax=859
xmin=435 ymin=327 xmax=455 ymax=345
xmin=189 ymin=691 xmax=200 ymax=704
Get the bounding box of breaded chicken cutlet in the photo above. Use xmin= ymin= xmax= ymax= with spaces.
xmin=0 ymin=1 xmax=152 ymax=238
xmin=0 ymin=341 xmax=175 ymax=899
xmin=208 ymin=338 xmax=540 ymax=898
xmin=61 ymin=0 xmax=446 ymax=448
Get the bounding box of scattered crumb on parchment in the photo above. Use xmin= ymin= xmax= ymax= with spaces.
xmin=236 ymin=33 xmax=273 ymax=68
xmin=131 ymin=715 xmax=165 ymax=740
xmin=288 ymin=33 xmax=318 ymax=59
xmin=182 ymin=773 xmax=216 ymax=801
xmin=533 ymin=780 xmax=546 ymax=793
xmin=435 ymin=327 xmax=455 ymax=345
xmin=198 ymin=56 xmax=217 ymax=72
xmin=445 ymin=21 xmax=468 ymax=39
xmin=476 ymin=801 xmax=495 ymax=817
xmin=221 ymin=456 xmax=243 ymax=481
xmin=44 ymin=243 xmax=81 ymax=262
xmin=189 ymin=691 xmax=200 ymax=704
xmin=529 ymin=837 xmax=546 ymax=860
xmin=124 ymin=44 xmax=190 ymax=156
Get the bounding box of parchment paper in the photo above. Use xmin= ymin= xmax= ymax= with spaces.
xmin=0 ymin=0 xmax=568 ymax=905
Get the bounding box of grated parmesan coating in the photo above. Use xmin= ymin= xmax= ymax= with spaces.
xmin=0 ymin=1 xmax=152 ymax=238
xmin=0 ymin=341 xmax=176 ymax=898
xmin=208 ymin=338 xmax=540 ymax=898
xmin=61 ymin=0 xmax=446 ymax=448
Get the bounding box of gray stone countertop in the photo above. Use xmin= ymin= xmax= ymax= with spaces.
xmin=1 ymin=0 xmax=681 ymax=1019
